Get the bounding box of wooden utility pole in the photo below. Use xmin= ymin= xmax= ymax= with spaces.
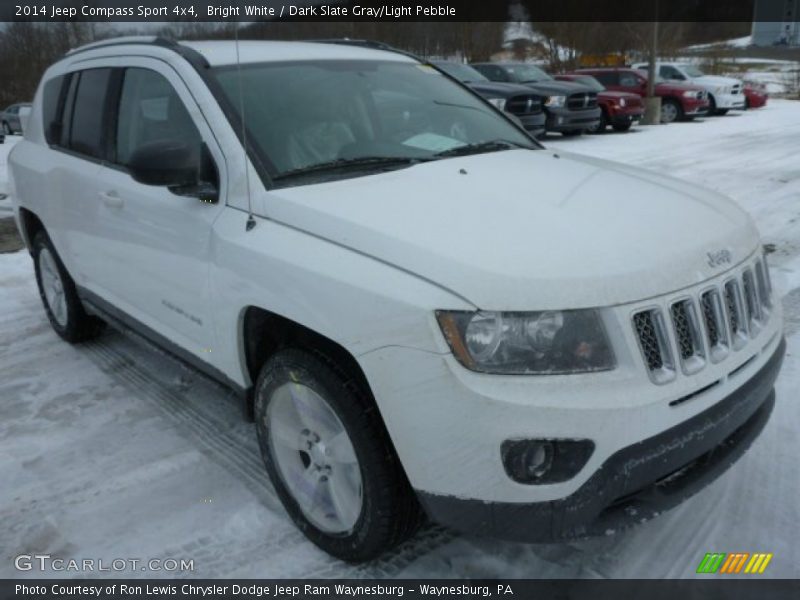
xmin=642 ymin=2 xmax=662 ymax=125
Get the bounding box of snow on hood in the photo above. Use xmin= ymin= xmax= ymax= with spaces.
xmin=259 ymin=149 xmax=760 ymax=310
xmin=691 ymin=74 xmax=743 ymax=88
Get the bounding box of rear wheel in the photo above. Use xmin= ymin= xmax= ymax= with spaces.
xmin=254 ymin=348 xmax=422 ymax=562
xmin=32 ymin=231 xmax=105 ymax=343
xmin=660 ymin=99 xmax=681 ymax=124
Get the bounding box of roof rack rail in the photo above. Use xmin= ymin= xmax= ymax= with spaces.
xmin=311 ymin=38 xmax=426 ymax=63
xmin=64 ymin=36 xmax=209 ymax=69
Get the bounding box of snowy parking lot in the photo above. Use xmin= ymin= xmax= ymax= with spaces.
xmin=2 ymin=101 xmax=800 ymax=579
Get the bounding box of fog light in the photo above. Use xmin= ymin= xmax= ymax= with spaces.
xmin=501 ymin=439 xmax=594 ymax=484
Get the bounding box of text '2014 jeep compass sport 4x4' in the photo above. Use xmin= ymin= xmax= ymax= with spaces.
xmin=10 ymin=38 xmax=785 ymax=562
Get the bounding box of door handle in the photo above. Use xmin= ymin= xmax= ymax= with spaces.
xmin=100 ymin=190 xmax=124 ymax=209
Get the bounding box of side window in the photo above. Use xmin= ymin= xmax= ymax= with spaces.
xmin=67 ymin=68 xmax=113 ymax=159
xmin=619 ymin=73 xmax=640 ymax=87
xmin=42 ymin=75 xmax=68 ymax=145
xmin=115 ymin=68 xmax=202 ymax=169
xmin=660 ymin=66 xmax=685 ymax=81
xmin=594 ymin=72 xmax=618 ymax=86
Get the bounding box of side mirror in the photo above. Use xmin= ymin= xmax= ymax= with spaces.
xmin=128 ymin=141 xmax=218 ymax=203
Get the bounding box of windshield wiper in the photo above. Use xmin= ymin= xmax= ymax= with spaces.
xmin=273 ymin=156 xmax=429 ymax=181
xmin=433 ymin=139 xmax=531 ymax=158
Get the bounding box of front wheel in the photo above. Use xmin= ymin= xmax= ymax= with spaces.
xmin=586 ymin=111 xmax=607 ymax=134
xmin=612 ymin=122 xmax=632 ymax=132
xmin=660 ymin=99 xmax=682 ymax=124
xmin=254 ymin=349 xmax=422 ymax=562
xmin=715 ymin=108 xmax=729 ymax=116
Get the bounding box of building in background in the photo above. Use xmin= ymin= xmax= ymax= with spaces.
xmin=752 ymin=0 xmax=800 ymax=46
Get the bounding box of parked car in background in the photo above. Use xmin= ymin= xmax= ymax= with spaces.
xmin=577 ymin=68 xmax=709 ymax=124
xmin=1 ymin=103 xmax=32 ymax=134
xmin=471 ymin=62 xmax=601 ymax=136
xmin=631 ymin=62 xmax=745 ymax=115
xmin=434 ymin=61 xmax=546 ymax=137
xmin=555 ymin=73 xmax=644 ymax=132
xmin=743 ymin=81 xmax=769 ymax=109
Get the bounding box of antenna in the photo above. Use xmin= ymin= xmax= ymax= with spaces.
xmin=235 ymin=23 xmax=256 ymax=232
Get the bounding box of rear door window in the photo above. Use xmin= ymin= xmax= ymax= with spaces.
xmin=67 ymin=68 xmax=113 ymax=159
xmin=42 ymin=75 xmax=69 ymax=145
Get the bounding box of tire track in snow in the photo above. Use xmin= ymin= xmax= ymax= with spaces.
xmin=80 ymin=333 xmax=456 ymax=577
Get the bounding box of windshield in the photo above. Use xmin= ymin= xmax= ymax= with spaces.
xmin=506 ymin=64 xmax=552 ymax=83
xmin=681 ymin=64 xmax=705 ymax=78
xmin=434 ymin=62 xmax=489 ymax=83
xmin=572 ymin=75 xmax=605 ymax=92
xmin=212 ymin=60 xmax=537 ymax=185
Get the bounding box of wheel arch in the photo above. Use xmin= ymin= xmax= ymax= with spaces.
xmin=240 ymin=306 xmax=375 ymax=419
xmin=17 ymin=206 xmax=45 ymax=253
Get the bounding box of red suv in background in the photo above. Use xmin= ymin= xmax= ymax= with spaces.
xmin=556 ymin=73 xmax=644 ymax=132
xmin=576 ymin=68 xmax=710 ymax=124
xmin=743 ymin=81 xmax=769 ymax=109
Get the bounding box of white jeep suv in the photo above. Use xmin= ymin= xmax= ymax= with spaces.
xmin=632 ymin=61 xmax=746 ymax=115
xmin=10 ymin=38 xmax=784 ymax=561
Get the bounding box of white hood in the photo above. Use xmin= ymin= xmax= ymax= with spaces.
xmin=691 ymin=74 xmax=743 ymax=89
xmin=260 ymin=150 xmax=760 ymax=310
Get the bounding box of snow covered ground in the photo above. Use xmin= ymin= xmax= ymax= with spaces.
xmin=2 ymin=102 xmax=800 ymax=579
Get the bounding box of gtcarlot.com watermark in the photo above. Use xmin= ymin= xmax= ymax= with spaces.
xmin=15 ymin=553 xmax=194 ymax=573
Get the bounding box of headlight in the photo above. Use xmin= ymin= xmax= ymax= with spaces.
xmin=544 ymin=95 xmax=566 ymax=108
xmin=619 ymin=97 xmax=627 ymax=107
xmin=486 ymin=97 xmax=506 ymax=110
xmin=436 ymin=310 xmax=615 ymax=375
xmin=683 ymin=90 xmax=698 ymax=98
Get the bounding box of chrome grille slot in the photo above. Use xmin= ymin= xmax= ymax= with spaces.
xmin=633 ymin=309 xmax=675 ymax=384
xmin=700 ymin=289 xmax=729 ymax=362
xmin=670 ymin=299 xmax=706 ymax=373
xmin=742 ymin=268 xmax=762 ymax=333
xmin=724 ymin=278 xmax=748 ymax=349
xmin=755 ymin=258 xmax=772 ymax=309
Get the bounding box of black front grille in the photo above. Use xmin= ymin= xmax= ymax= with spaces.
xmin=724 ymin=280 xmax=742 ymax=336
xmin=634 ymin=257 xmax=774 ymax=384
xmin=701 ymin=291 xmax=719 ymax=348
xmin=633 ymin=311 xmax=663 ymax=370
xmin=505 ymin=95 xmax=542 ymax=115
xmin=567 ymin=92 xmax=598 ymax=110
xmin=671 ymin=302 xmax=694 ymax=360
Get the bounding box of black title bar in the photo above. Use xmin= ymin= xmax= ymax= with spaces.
xmin=2 ymin=0 xmax=778 ymax=23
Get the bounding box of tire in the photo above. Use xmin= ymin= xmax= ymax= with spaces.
xmin=32 ymin=231 xmax=105 ymax=343
xmin=2 ymin=122 xmax=10 ymax=135
xmin=716 ymin=108 xmax=729 ymax=116
xmin=660 ymin=99 xmax=682 ymax=124
xmin=708 ymin=94 xmax=717 ymax=115
xmin=587 ymin=110 xmax=607 ymax=134
xmin=562 ymin=130 xmax=583 ymax=137
xmin=612 ymin=123 xmax=632 ymax=132
xmin=254 ymin=348 xmax=422 ymax=562
xmin=745 ymin=97 xmax=751 ymax=110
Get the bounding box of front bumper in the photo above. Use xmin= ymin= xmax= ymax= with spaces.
xmin=683 ymin=98 xmax=711 ymax=116
xmin=517 ymin=112 xmax=546 ymax=137
xmin=419 ymin=337 xmax=784 ymax=541
xmin=715 ymin=92 xmax=747 ymax=110
xmin=609 ymin=107 xmax=644 ymax=126
xmin=545 ymin=106 xmax=601 ymax=132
